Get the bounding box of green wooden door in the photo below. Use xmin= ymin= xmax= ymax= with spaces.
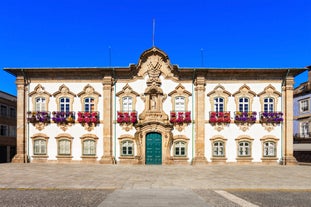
xmin=145 ymin=132 xmax=162 ymax=165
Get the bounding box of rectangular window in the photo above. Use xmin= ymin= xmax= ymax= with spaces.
xmin=264 ymin=142 xmax=276 ymax=157
xmin=34 ymin=139 xmax=47 ymax=155
xmin=300 ymin=122 xmax=310 ymax=138
xmin=300 ymin=99 xmax=309 ymax=113
xmin=0 ymin=105 xmax=7 ymax=116
xmin=264 ymin=98 xmax=274 ymax=112
xmin=122 ymin=97 xmax=133 ymax=112
xmin=0 ymin=125 xmax=8 ymax=136
xmin=214 ymin=97 xmax=224 ymax=112
xmin=83 ymin=140 xmax=96 ymax=156
xmin=84 ymin=98 xmax=94 ymax=112
xmin=35 ymin=97 xmax=46 ymax=111
xmin=239 ymin=98 xmax=249 ymax=112
xmin=60 ymin=98 xmax=70 ymax=112
xmin=9 ymin=126 xmax=16 ymax=137
xmin=10 ymin=108 xmax=16 ymax=118
xmin=58 ymin=140 xmax=70 ymax=155
xmin=175 ymin=96 xmax=185 ymax=111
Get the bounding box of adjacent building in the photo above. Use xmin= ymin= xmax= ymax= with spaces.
xmin=293 ymin=68 xmax=311 ymax=162
xmin=4 ymin=47 xmax=306 ymax=165
xmin=0 ymin=90 xmax=17 ymax=163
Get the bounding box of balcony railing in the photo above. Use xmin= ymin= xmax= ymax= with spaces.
xmin=27 ymin=111 xmax=51 ymax=124
xmin=234 ymin=111 xmax=257 ymax=123
xmin=259 ymin=112 xmax=283 ymax=124
xmin=170 ymin=111 xmax=191 ymax=124
xmin=117 ymin=111 xmax=137 ymax=124
xmin=209 ymin=111 xmax=231 ymax=124
xmin=77 ymin=111 xmax=100 ymax=124
xmin=52 ymin=111 xmax=75 ymax=124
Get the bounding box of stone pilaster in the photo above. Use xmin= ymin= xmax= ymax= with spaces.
xmin=12 ymin=76 xmax=27 ymax=163
xmin=192 ymin=75 xmax=208 ymax=165
xmin=100 ymin=76 xmax=115 ymax=164
xmin=282 ymin=76 xmax=297 ymax=165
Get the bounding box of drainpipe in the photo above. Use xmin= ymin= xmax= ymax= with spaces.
xmin=112 ymin=68 xmax=117 ymax=162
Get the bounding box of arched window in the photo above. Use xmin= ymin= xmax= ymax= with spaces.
xmin=35 ymin=97 xmax=46 ymax=111
xmin=239 ymin=97 xmax=249 ymax=112
xmin=174 ymin=141 xmax=186 ymax=156
xmin=264 ymin=98 xmax=274 ymax=112
xmin=122 ymin=96 xmax=133 ymax=112
xmin=238 ymin=141 xmax=250 ymax=157
xmin=84 ymin=97 xmax=95 ymax=112
xmin=58 ymin=139 xmax=71 ymax=155
xmin=213 ymin=141 xmax=224 ymax=157
xmin=263 ymin=141 xmax=276 ymax=157
xmin=60 ymin=97 xmax=70 ymax=112
xmin=34 ymin=139 xmax=47 ymax=155
xmin=83 ymin=139 xmax=96 ymax=156
xmin=121 ymin=140 xmax=134 ymax=156
xmin=175 ymin=96 xmax=185 ymax=111
xmin=214 ymin=97 xmax=224 ymax=112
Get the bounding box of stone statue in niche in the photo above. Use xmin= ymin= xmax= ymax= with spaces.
xmin=150 ymin=95 xmax=157 ymax=110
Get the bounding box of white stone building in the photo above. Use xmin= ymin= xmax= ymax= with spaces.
xmin=4 ymin=47 xmax=306 ymax=165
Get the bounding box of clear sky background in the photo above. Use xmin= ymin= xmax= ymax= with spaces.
xmin=1 ymin=0 xmax=310 ymax=96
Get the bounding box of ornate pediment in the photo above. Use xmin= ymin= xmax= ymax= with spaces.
xmin=136 ymin=47 xmax=174 ymax=79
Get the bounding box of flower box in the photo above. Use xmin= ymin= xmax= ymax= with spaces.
xmin=27 ymin=111 xmax=50 ymax=124
xmin=260 ymin=112 xmax=283 ymax=123
xmin=52 ymin=111 xmax=75 ymax=124
xmin=117 ymin=111 xmax=137 ymax=124
xmin=234 ymin=111 xmax=257 ymax=123
xmin=77 ymin=111 xmax=99 ymax=125
xmin=209 ymin=112 xmax=231 ymax=123
xmin=170 ymin=111 xmax=191 ymax=124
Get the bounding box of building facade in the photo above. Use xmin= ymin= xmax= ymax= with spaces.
xmin=0 ymin=90 xmax=17 ymax=163
xmin=293 ymin=68 xmax=311 ymax=162
xmin=5 ymin=47 xmax=306 ymax=165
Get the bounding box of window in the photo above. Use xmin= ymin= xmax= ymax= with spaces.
xmin=121 ymin=140 xmax=134 ymax=156
xmin=9 ymin=126 xmax=16 ymax=137
xmin=263 ymin=142 xmax=276 ymax=157
xmin=175 ymin=96 xmax=185 ymax=111
xmin=35 ymin=97 xmax=46 ymax=111
xmin=10 ymin=108 xmax=16 ymax=118
xmin=300 ymin=99 xmax=309 ymax=112
xmin=213 ymin=141 xmax=224 ymax=157
xmin=34 ymin=139 xmax=47 ymax=155
xmin=0 ymin=125 xmax=8 ymax=136
xmin=84 ymin=97 xmax=95 ymax=112
xmin=0 ymin=105 xmax=7 ymax=116
xmin=60 ymin=97 xmax=70 ymax=112
xmin=239 ymin=97 xmax=249 ymax=112
xmin=214 ymin=97 xmax=224 ymax=112
xmin=174 ymin=141 xmax=186 ymax=156
xmin=238 ymin=141 xmax=250 ymax=157
xmin=122 ymin=96 xmax=133 ymax=112
xmin=300 ymin=122 xmax=309 ymax=137
xmin=58 ymin=139 xmax=71 ymax=155
xmin=83 ymin=140 xmax=96 ymax=156
xmin=264 ymin=98 xmax=274 ymax=112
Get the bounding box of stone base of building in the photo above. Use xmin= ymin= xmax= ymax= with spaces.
xmin=118 ymin=156 xmax=141 ymax=165
xmin=99 ymin=156 xmax=116 ymax=164
xmin=236 ymin=157 xmax=253 ymax=164
xmin=12 ymin=154 xmax=27 ymax=163
xmin=210 ymin=157 xmax=227 ymax=165
xmin=170 ymin=157 xmax=189 ymax=165
xmin=191 ymin=157 xmax=208 ymax=165
xmin=261 ymin=157 xmax=279 ymax=165
xmin=281 ymin=156 xmax=298 ymax=165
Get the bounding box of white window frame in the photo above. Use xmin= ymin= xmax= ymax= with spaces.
xmin=213 ymin=141 xmax=224 ymax=157
xmin=300 ymin=99 xmax=309 ymax=113
xmin=263 ymin=141 xmax=276 ymax=157
xmin=121 ymin=140 xmax=134 ymax=156
xmin=35 ymin=97 xmax=46 ymax=111
xmin=34 ymin=139 xmax=47 ymax=155
xmin=174 ymin=141 xmax=186 ymax=157
xmin=239 ymin=97 xmax=249 ymax=112
xmin=214 ymin=97 xmax=224 ymax=112
xmin=264 ymin=98 xmax=274 ymax=112
xmin=122 ymin=96 xmax=133 ymax=112
xmin=60 ymin=97 xmax=70 ymax=112
xmin=83 ymin=139 xmax=96 ymax=156
xmin=300 ymin=122 xmax=310 ymax=138
xmin=175 ymin=96 xmax=185 ymax=112
xmin=238 ymin=141 xmax=251 ymax=157
xmin=84 ymin=97 xmax=95 ymax=112
xmin=58 ymin=139 xmax=71 ymax=155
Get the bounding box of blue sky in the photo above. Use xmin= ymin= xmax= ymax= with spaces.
xmin=1 ymin=0 xmax=310 ymax=96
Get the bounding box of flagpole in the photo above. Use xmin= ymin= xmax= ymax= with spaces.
xmin=152 ymin=19 xmax=155 ymax=47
